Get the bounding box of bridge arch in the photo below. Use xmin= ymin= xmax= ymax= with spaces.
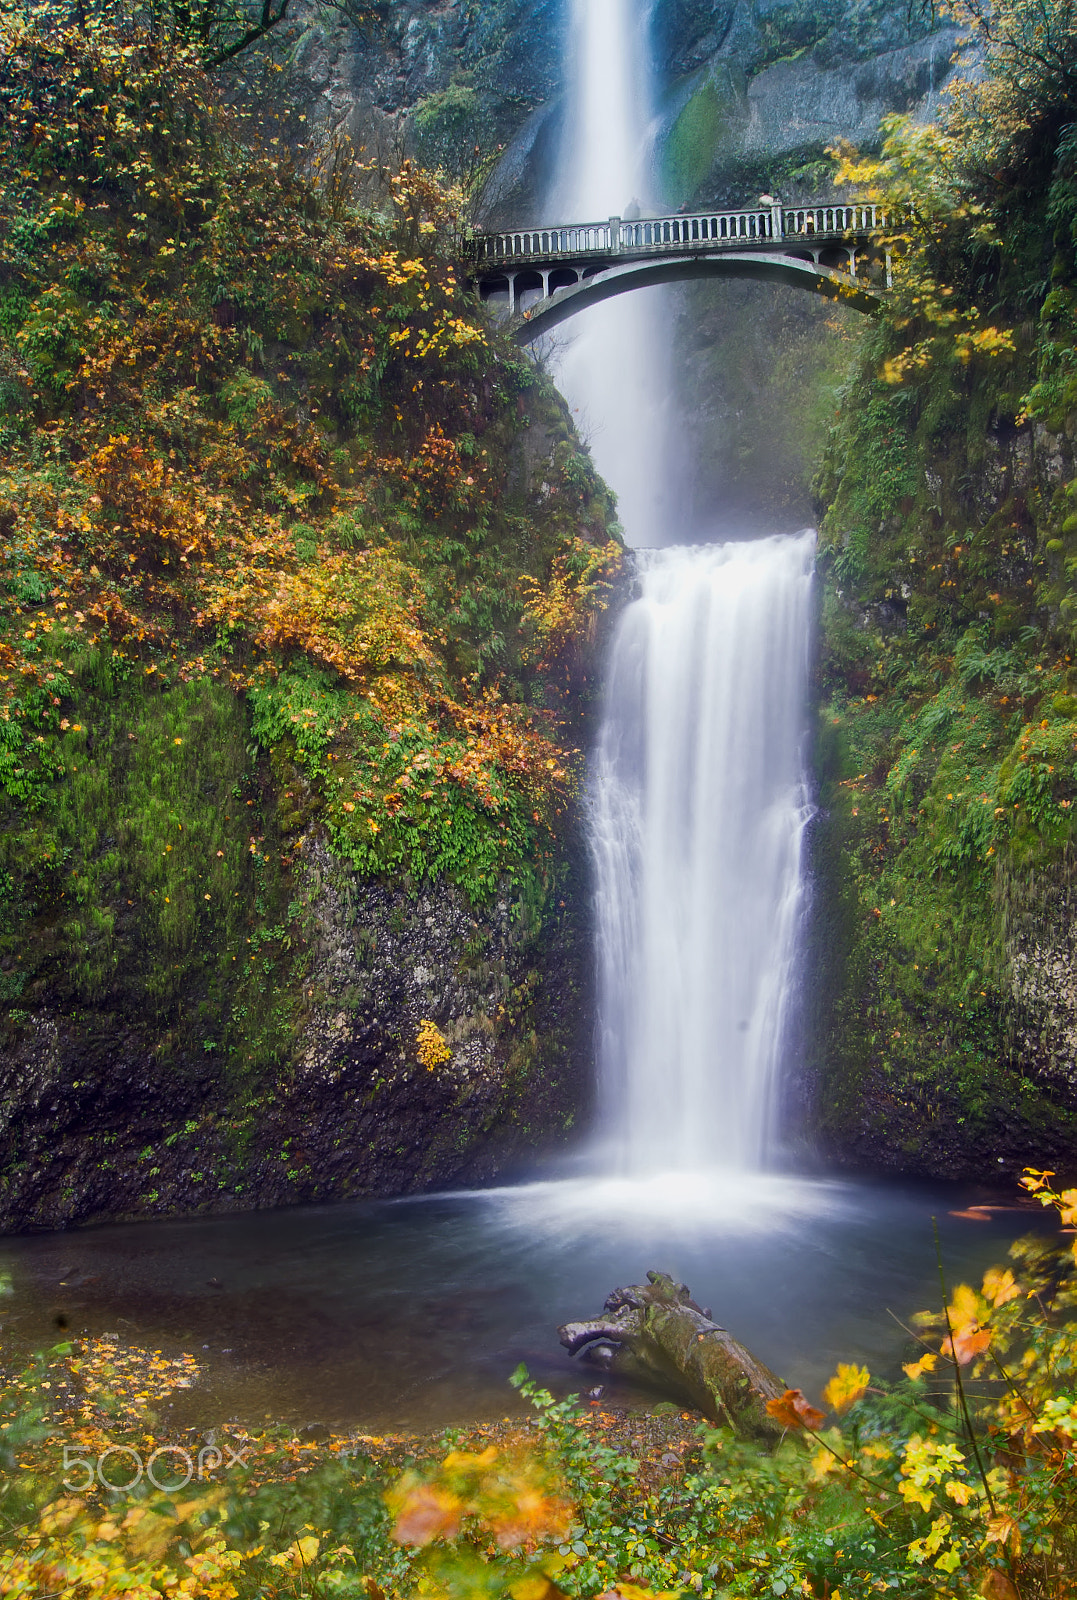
xmin=502 ymin=252 xmax=881 ymax=342
xmin=466 ymin=201 xmax=890 ymax=340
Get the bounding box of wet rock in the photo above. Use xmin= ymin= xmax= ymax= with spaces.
xmin=0 ymin=827 xmax=594 ymax=1232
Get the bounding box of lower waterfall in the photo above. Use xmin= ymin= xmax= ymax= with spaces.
xmin=590 ymin=532 xmax=816 ymax=1174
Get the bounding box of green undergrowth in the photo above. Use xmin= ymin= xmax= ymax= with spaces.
xmin=806 ymin=3 xmax=1077 ymax=1167
xmin=0 ymin=644 xmax=297 ymax=1067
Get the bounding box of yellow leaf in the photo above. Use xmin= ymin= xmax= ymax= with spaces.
xmin=811 ymin=1446 xmax=838 ymax=1481
xmin=982 ymin=1268 xmax=1020 ymax=1308
xmin=950 ymin=1283 xmax=983 ymax=1325
xmin=510 ymin=1577 xmax=554 ymax=1600
xmin=442 ymin=1445 xmax=498 ymax=1472
xmin=903 ymin=1352 xmax=938 ymax=1381
xmin=270 ymin=1535 xmax=321 ymax=1571
xmin=899 ymin=1479 xmax=935 ymax=1513
xmin=823 ymin=1363 xmax=870 ymax=1414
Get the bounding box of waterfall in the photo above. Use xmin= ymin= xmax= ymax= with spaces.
xmin=548 ymin=1 xmax=816 ymax=1176
xmin=557 ymin=0 xmax=648 ymax=220
xmin=549 ymin=0 xmax=670 ymax=548
xmin=590 ymin=536 xmax=815 ymax=1174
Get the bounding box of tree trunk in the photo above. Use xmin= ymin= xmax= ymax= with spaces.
xmin=558 ymin=1270 xmax=787 ymax=1441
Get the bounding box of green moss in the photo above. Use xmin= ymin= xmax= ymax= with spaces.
xmin=0 ymin=655 xmax=298 ymax=1067
xmin=811 ymin=299 xmax=1077 ymax=1166
xmin=662 ymin=76 xmax=732 ymax=207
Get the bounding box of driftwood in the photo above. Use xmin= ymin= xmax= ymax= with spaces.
xmin=559 ymin=1270 xmax=787 ymax=1441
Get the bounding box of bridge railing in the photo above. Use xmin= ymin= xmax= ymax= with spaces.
xmin=784 ymin=204 xmax=886 ymax=236
xmin=468 ymin=204 xmax=889 ymax=267
xmin=470 ymin=219 xmax=619 ymax=264
xmin=618 ymin=209 xmax=773 ymax=248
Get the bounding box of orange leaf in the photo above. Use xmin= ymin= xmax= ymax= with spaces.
xmin=765 ymin=1389 xmax=825 ymax=1431
xmin=985 ymin=1514 xmax=1022 ymax=1556
xmin=389 ymin=1482 xmax=463 ymax=1546
xmin=945 ymin=1326 xmax=991 ymax=1365
xmin=980 ymin=1571 xmax=1019 ymax=1600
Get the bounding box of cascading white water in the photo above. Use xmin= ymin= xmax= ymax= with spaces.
xmin=549 ymin=0 xmax=816 ymax=1177
xmin=558 ymin=0 xmax=647 ymax=220
xmin=549 ymin=0 xmax=670 ymax=547
xmin=590 ymin=535 xmax=815 ymax=1174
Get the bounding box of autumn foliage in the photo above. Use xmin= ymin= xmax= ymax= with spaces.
xmin=0 ymin=9 xmax=620 ymax=904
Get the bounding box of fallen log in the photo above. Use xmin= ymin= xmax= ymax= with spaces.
xmin=558 ymin=1270 xmax=787 ymax=1441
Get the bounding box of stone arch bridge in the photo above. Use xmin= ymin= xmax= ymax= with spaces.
xmin=465 ymin=201 xmax=891 ymax=339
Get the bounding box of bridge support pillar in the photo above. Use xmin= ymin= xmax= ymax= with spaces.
xmin=770 ymin=200 xmax=784 ymax=241
xmin=609 ymin=216 xmax=622 ymax=255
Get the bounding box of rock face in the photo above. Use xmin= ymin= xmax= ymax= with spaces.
xmin=272 ymin=0 xmax=964 ymax=219
xmin=0 ymin=831 xmax=593 ymax=1232
xmin=275 ymin=0 xmax=567 ymax=183
xmin=652 ymin=26 xmax=962 ymax=213
xmin=289 ymin=834 xmax=593 ymax=1197
xmin=804 ymin=322 xmax=1077 ymax=1179
xmin=1005 ymin=852 xmax=1077 ymax=1101
xmin=741 ymin=32 xmax=960 ymax=164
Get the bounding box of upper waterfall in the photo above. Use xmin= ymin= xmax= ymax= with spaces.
xmin=550 ymin=0 xmax=669 ymax=548
xmin=555 ymin=0 xmax=653 ymax=220
xmin=590 ymin=534 xmax=815 ymax=1174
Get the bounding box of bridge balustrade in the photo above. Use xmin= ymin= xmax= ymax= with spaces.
xmin=473 ymin=210 xmax=786 ymax=266
xmin=467 ymin=200 xmax=894 ymax=330
xmin=619 ymin=210 xmax=773 ymax=247
xmin=783 ymin=204 xmax=886 ymax=236
xmin=469 ymin=203 xmax=888 ymax=271
xmin=474 ymin=222 xmax=617 ymax=262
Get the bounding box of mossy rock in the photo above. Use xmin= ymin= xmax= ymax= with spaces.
xmin=660 ymin=66 xmax=745 ymax=208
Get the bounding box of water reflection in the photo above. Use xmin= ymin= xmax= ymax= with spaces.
xmin=0 ymin=1178 xmax=1042 ymax=1432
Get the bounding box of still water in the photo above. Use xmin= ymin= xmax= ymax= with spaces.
xmin=0 ymin=1173 xmax=1039 ymax=1432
